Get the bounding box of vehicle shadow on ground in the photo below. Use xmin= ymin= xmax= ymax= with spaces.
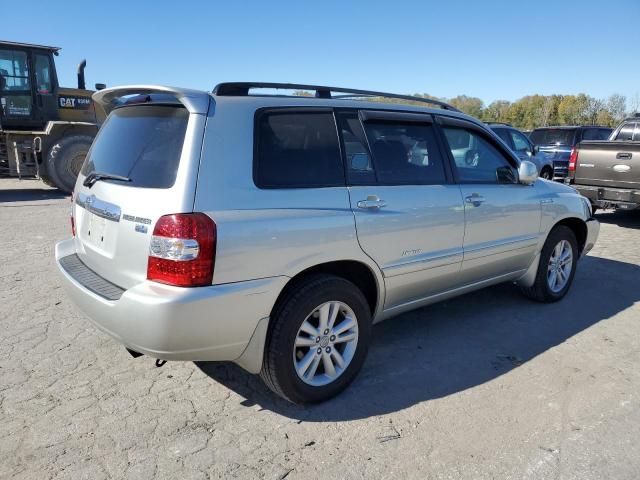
xmin=0 ymin=186 xmax=67 ymax=203
xmin=595 ymin=210 xmax=640 ymax=229
xmin=197 ymin=255 xmax=640 ymax=421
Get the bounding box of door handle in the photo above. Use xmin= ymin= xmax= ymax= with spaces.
xmin=357 ymin=195 xmax=387 ymax=210
xmin=465 ymin=194 xmax=485 ymax=206
xmin=616 ymin=152 xmax=632 ymax=160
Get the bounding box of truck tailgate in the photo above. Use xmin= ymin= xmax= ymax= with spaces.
xmin=575 ymin=141 xmax=640 ymax=190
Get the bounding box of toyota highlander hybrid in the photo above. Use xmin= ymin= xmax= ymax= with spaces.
xmin=56 ymin=83 xmax=599 ymax=403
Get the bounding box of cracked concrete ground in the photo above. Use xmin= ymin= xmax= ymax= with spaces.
xmin=1 ymin=177 xmax=639 ymax=479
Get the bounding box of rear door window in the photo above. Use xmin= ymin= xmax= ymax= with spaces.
xmin=254 ymin=110 xmax=344 ymax=188
xmin=81 ymin=105 xmax=189 ymax=188
xmin=492 ymin=128 xmax=513 ymax=148
xmin=360 ymin=119 xmax=446 ymax=185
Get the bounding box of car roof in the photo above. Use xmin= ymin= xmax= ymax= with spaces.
xmin=532 ymin=125 xmax=611 ymax=131
xmin=94 ymin=84 xmax=486 ymax=127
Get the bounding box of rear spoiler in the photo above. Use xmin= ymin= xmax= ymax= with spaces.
xmin=92 ymin=85 xmax=211 ymax=121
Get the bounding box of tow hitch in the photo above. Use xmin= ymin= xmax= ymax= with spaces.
xmin=126 ymin=348 xmax=167 ymax=367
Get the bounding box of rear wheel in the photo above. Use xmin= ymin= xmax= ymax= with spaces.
xmin=260 ymin=274 xmax=372 ymax=403
xmin=540 ymin=167 xmax=553 ymax=180
xmin=520 ymin=225 xmax=578 ymax=303
xmin=46 ymin=135 xmax=93 ymax=193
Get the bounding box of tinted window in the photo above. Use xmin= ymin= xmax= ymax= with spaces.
xmin=362 ymin=120 xmax=446 ymax=185
xmin=81 ymin=105 xmax=188 ymax=189
xmin=492 ymin=128 xmax=513 ymax=147
xmin=615 ymin=123 xmax=636 ymax=141
xmin=0 ymin=49 xmax=30 ymax=90
xmin=529 ymin=128 xmax=576 ymax=146
xmin=443 ymin=127 xmax=517 ymax=183
xmin=510 ymin=130 xmax=531 ymax=153
xmin=336 ymin=112 xmax=376 ymax=185
xmin=255 ymin=111 xmax=343 ymax=188
xmin=583 ymin=128 xmax=611 ymax=141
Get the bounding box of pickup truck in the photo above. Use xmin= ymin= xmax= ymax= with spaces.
xmin=568 ymin=116 xmax=640 ymax=211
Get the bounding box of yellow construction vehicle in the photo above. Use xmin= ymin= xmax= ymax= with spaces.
xmin=0 ymin=40 xmax=105 ymax=192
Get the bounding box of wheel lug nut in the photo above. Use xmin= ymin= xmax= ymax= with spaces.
xmin=326 ymin=347 xmax=331 ymax=353
xmin=324 ymin=329 xmax=329 ymax=335
xmin=316 ymin=337 xmax=320 ymax=343
xmin=317 ymin=348 xmax=322 ymax=354
xmin=330 ymin=335 xmax=335 ymax=341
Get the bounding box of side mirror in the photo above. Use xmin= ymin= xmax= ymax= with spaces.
xmin=532 ymin=145 xmax=540 ymax=155
xmin=518 ymin=160 xmax=538 ymax=185
xmin=95 ymin=83 xmax=107 ymax=91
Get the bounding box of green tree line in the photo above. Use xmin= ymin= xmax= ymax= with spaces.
xmin=292 ymin=89 xmax=637 ymax=129
xmin=375 ymin=92 xmax=635 ymax=129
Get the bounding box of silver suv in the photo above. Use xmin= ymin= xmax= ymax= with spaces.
xmin=56 ymin=83 xmax=600 ymax=403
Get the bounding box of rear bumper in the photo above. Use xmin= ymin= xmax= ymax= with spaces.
xmin=55 ymin=238 xmax=287 ymax=361
xmin=552 ymin=160 xmax=569 ymax=179
xmin=583 ymin=217 xmax=599 ymax=257
xmin=575 ymin=185 xmax=640 ymax=210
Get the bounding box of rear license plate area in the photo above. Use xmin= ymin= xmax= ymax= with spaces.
xmin=87 ymin=213 xmax=108 ymax=246
xmin=599 ymin=189 xmax=631 ymax=202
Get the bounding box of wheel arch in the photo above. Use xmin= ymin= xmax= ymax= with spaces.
xmin=554 ymin=217 xmax=587 ymax=254
xmin=234 ymin=259 xmax=383 ymax=375
xmin=517 ymin=216 xmax=587 ymax=288
xmin=273 ymin=260 xmax=382 ymax=320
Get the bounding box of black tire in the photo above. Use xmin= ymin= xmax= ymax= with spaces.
xmin=46 ymin=135 xmax=93 ymax=193
xmin=37 ymin=164 xmax=58 ymax=189
xmin=260 ymin=274 xmax=372 ymax=404
xmin=540 ymin=167 xmax=553 ymax=180
xmin=520 ymin=225 xmax=578 ymax=303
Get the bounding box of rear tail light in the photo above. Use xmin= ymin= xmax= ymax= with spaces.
xmin=569 ymin=147 xmax=578 ymax=172
xmin=147 ymin=213 xmax=216 ymax=287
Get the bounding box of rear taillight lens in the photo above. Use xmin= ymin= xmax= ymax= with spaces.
xmin=70 ymin=193 xmax=76 ymax=237
xmin=569 ymin=147 xmax=578 ymax=172
xmin=147 ymin=213 xmax=216 ymax=287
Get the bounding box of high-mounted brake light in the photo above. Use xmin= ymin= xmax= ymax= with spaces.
xmin=569 ymin=147 xmax=578 ymax=172
xmin=147 ymin=213 xmax=216 ymax=287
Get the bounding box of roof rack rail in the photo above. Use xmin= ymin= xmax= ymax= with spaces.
xmin=212 ymin=82 xmax=460 ymax=112
xmin=485 ymin=122 xmax=512 ymax=127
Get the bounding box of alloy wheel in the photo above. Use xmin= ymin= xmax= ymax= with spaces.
xmin=547 ymin=239 xmax=573 ymax=293
xmin=293 ymin=301 xmax=359 ymax=387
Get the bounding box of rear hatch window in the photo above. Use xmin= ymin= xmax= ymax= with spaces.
xmin=81 ymin=105 xmax=189 ymax=188
xmin=530 ymin=128 xmax=576 ymax=146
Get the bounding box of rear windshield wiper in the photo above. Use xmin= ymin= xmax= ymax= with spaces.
xmin=83 ymin=172 xmax=132 ymax=188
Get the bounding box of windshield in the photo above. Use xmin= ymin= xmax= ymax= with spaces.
xmin=529 ymin=128 xmax=576 ymax=146
xmin=81 ymin=105 xmax=189 ymax=188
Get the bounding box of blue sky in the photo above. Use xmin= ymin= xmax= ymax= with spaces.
xmin=4 ymin=0 xmax=639 ymax=105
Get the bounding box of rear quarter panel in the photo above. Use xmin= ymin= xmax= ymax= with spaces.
xmin=193 ymin=99 xmax=385 ymax=314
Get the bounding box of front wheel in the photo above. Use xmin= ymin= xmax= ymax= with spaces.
xmin=260 ymin=275 xmax=372 ymax=404
xmin=520 ymin=225 xmax=578 ymax=303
